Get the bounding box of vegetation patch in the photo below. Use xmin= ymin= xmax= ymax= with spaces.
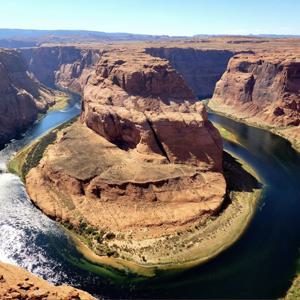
xmin=212 ymin=122 xmax=243 ymax=146
xmin=62 ymin=220 xmax=120 ymax=258
xmin=48 ymin=94 xmax=70 ymax=111
xmin=8 ymin=117 xmax=78 ymax=180
xmin=284 ymin=276 xmax=300 ymax=300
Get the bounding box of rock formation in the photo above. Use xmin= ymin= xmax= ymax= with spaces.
xmin=145 ymin=47 xmax=235 ymax=98
xmin=25 ymin=49 xmax=226 ymax=266
xmin=210 ymin=53 xmax=300 ymax=150
xmin=0 ymin=49 xmax=55 ymax=146
xmin=285 ymin=275 xmax=300 ymax=300
xmin=0 ymin=262 xmax=96 ymax=299
xmin=21 ymin=46 xmax=101 ymax=93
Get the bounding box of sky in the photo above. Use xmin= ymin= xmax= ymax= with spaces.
xmin=0 ymin=0 xmax=299 ymax=36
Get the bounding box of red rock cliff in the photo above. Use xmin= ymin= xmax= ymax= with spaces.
xmin=21 ymin=46 xmax=101 ymax=93
xmin=145 ymin=47 xmax=235 ymax=98
xmin=82 ymin=50 xmax=223 ymax=171
xmin=0 ymin=262 xmax=96 ymax=299
xmin=0 ymin=49 xmax=54 ymax=145
xmin=211 ymin=54 xmax=300 ymax=127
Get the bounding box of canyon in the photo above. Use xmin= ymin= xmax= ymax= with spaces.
xmin=145 ymin=47 xmax=235 ymax=98
xmin=209 ymin=52 xmax=300 ymax=151
xmin=1 ymin=36 xmax=299 ymax=297
xmin=0 ymin=45 xmax=103 ymax=148
xmin=0 ymin=49 xmax=55 ymax=146
xmin=2 ymin=38 xmax=299 ymax=150
xmin=25 ymin=49 xmax=231 ymax=268
xmin=21 ymin=46 xmax=101 ymax=93
xmin=143 ymin=39 xmax=300 ymax=151
xmin=4 ymin=39 xmax=262 ymax=273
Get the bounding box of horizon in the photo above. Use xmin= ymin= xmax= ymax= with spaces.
xmin=0 ymin=0 xmax=300 ymax=36
xmin=1 ymin=27 xmax=300 ymax=38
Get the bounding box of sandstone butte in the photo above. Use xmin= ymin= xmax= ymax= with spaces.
xmin=0 ymin=262 xmax=96 ymax=300
xmin=25 ymin=49 xmax=231 ymax=270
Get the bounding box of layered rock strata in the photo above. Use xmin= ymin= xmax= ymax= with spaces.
xmin=145 ymin=47 xmax=235 ymax=98
xmin=210 ymin=53 xmax=300 ymax=150
xmin=21 ymin=46 xmax=101 ymax=93
xmin=0 ymin=48 xmax=55 ymax=145
xmin=0 ymin=262 xmax=96 ymax=300
xmin=26 ymin=50 xmax=226 ymax=266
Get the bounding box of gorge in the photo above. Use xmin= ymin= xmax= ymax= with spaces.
xmin=0 ymin=48 xmax=55 ymax=147
xmin=0 ymin=36 xmax=300 ymax=299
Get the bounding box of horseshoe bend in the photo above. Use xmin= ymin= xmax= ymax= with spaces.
xmin=0 ymin=15 xmax=300 ymax=299
xmin=7 ymin=46 xmax=261 ymax=274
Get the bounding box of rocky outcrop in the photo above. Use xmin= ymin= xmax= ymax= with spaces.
xmin=25 ymin=49 xmax=226 ymax=266
xmin=0 ymin=262 xmax=96 ymax=299
xmin=285 ymin=275 xmax=300 ymax=300
xmin=82 ymin=50 xmax=223 ymax=170
xmin=0 ymin=48 xmax=55 ymax=146
xmin=145 ymin=47 xmax=235 ymax=98
xmin=21 ymin=46 xmax=101 ymax=93
xmin=210 ymin=53 xmax=300 ymax=150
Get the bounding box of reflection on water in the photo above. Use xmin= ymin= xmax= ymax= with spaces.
xmin=0 ymin=100 xmax=300 ymax=299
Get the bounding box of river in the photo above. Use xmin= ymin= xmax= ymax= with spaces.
xmin=0 ymin=96 xmax=300 ymax=299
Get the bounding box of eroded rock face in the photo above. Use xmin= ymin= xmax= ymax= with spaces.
xmin=0 ymin=49 xmax=54 ymax=145
xmin=82 ymin=50 xmax=223 ymax=170
xmin=26 ymin=50 xmax=226 ymax=250
xmin=21 ymin=46 xmax=101 ymax=93
xmin=0 ymin=262 xmax=96 ymax=299
xmin=145 ymin=47 xmax=235 ymax=98
xmin=211 ymin=54 xmax=300 ymax=127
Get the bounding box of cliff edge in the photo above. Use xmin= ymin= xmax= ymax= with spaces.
xmin=0 ymin=48 xmax=55 ymax=146
xmin=0 ymin=262 xmax=96 ymax=300
xmin=210 ymin=53 xmax=300 ymax=150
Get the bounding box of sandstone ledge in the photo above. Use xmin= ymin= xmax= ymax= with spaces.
xmin=0 ymin=262 xmax=96 ymax=300
xmin=21 ymin=48 xmax=262 ymax=273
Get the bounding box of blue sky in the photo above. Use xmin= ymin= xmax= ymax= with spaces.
xmin=0 ymin=0 xmax=299 ymax=36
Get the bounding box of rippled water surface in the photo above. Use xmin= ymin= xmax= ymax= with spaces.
xmin=1 ymin=98 xmax=300 ymax=299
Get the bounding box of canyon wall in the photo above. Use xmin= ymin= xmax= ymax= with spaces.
xmin=21 ymin=46 xmax=101 ymax=93
xmin=212 ymin=53 xmax=300 ymax=126
xmin=145 ymin=47 xmax=235 ymax=98
xmin=82 ymin=50 xmax=223 ymax=171
xmin=210 ymin=53 xmax=300 ymax=148
xmin=0 ymin=49 xmax=55 ymax=146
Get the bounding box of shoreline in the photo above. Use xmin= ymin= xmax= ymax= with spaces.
xmin=7 ymin=117 xmax=78 ymax=179
xmin=284 ymin=275 xmax=300 ymax=299
xmin=68 ymin=183 xmax=261 ymax=278
xmin=208 ymin=101 xmax=300 ymax=153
